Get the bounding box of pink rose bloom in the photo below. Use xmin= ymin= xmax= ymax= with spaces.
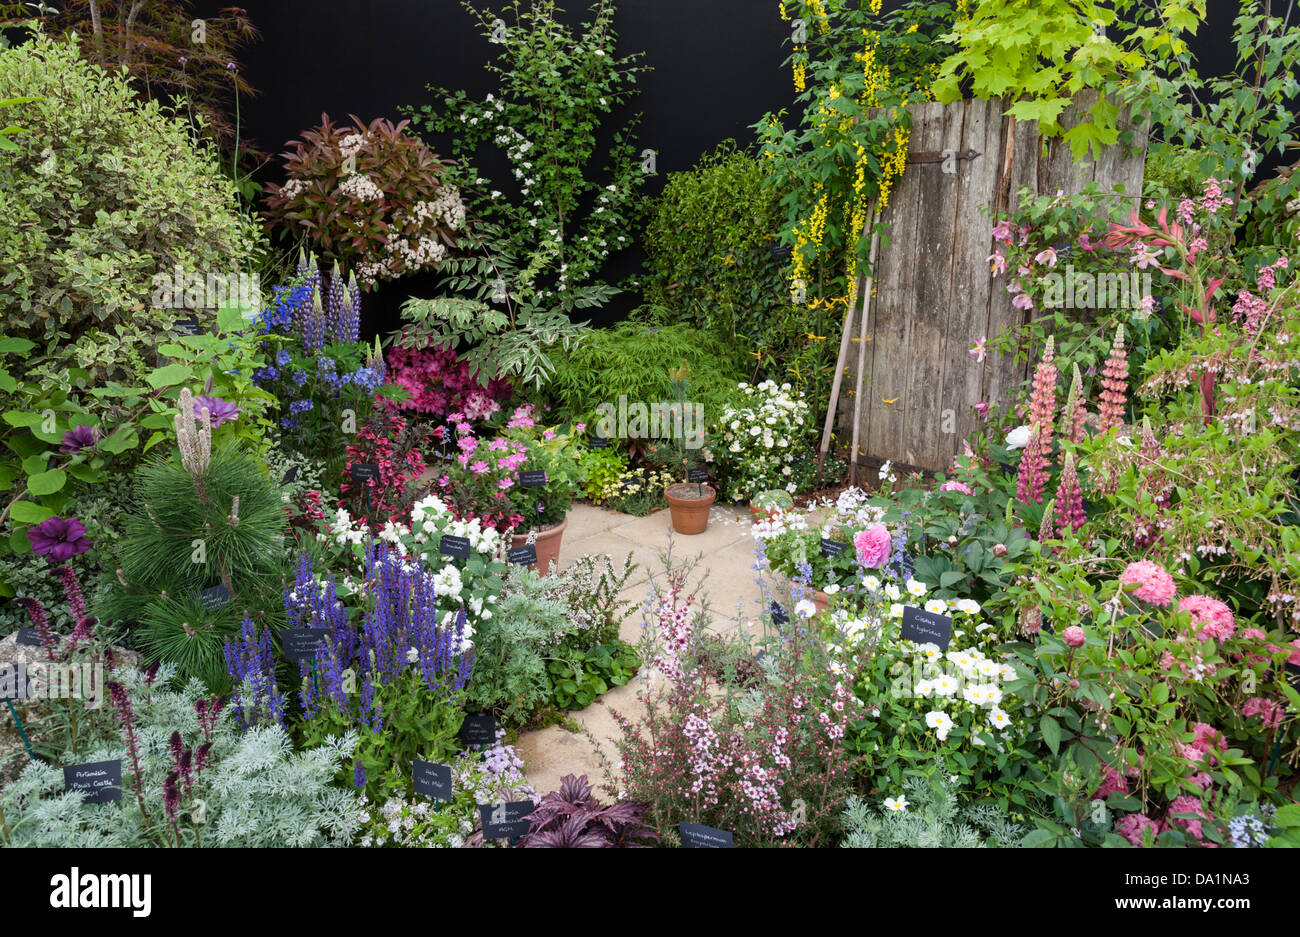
xmin=1062 ymin=625 xmax=1086 ymax=648
xmin=1119 ymin=560 xmax=1176 ymax=607
xmin=940 ymin=480 xmax=973 ymax=495
xmin=1116 ymin=813 xmax=1158 ymax=847
xmin=853 ymin=525 xmax=892 ymax=569
xmin=1179 ymin=595 xmax=1235 ymax=642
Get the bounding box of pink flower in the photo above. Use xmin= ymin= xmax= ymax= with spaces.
xmin=1034 ymin=247 xmax=1058 ymax=267
xmin=1012 ymin=292 xmax=1034 ymax=311
xmin=940 ymin=480 xmax=972 ymax=495
xmin=575 ymin=423 xmax=586 ymax=432
xmin=969 ymin=337 xmax=987 ymax=362
xmin=973 ymin=401 xmax=990 ymax=421
xmin=991 ymin=220 xmax=1013 ymax=243
xmin=853 ymin=525 xmax=892 ymax=569
xmin=1092 ymin=765 xmax=1128 ymax=799
xmin=1077 ymin=232 xmax=1097 ymax=251
xmin=1062 ymin=625 xmax=1086 ymax=648
xmin=1242 ymin=696 xmax=1283 ymax=729
xmin=1178 ymin=595 xmax=1235 ymax=642
xmin=1119 ymin=560 xmax=1176 ymax=607
xmin=1162 ymin=795 xmax=1213 ymax=844
xmin=1290 ymin=639 xmax=1300 ymax=666
xmin=469 ymin=460 xmax=490 ymax=475
xmin=543 ymin=429 xmax=557 ymax=441
xmin=1116 ymin=813 xmax=1158 ymax=847
xmin=498 ymin=477 xmax=514 ymax=490
xmin=488 ymin=438 xmax=507 ymax=451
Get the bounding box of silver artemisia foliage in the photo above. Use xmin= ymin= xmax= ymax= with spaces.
xmin=840 ymin=773 xmax=1028 ymax=849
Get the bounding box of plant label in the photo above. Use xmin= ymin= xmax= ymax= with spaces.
xmin=508 ymin=544 xmax=537 ymax=566
xmin=15 ymin=626 xmax=43 ymax=647
xmin=171 ymin=318 xmax=202 ymax=336
xmin=280 ymin=465 xmax=299 ymax=486
xmin=439 ymin=535 xmax=472 ymax=560
xmin=520 ymin=470 xmax=547 ymax=488
xmin=64 ymin=759 xmax=123 ymax=804
xmin=769 ymin=244 xmax=793 ymax=261
xmin=350 ymin=463 xmax=380 ymax=483
xmin=589 ymin=435 xmax=610 ymax=449
xmin=900 ymin=605 xmax=953 ymax=651
xmin=459 ymin=711 xmax=496 ymax=747
xmin=282 ymin=627 xmax=331 ymax=662
xmin=1287 ymin=662 xmax=1300 ymax=693
xmin=479 ymin=801 xmax=535 ymax=839
xmin=199 ymin=583 xmax=232 ymax=611
xmin=769 ymin=601 xmax=789 ymax=624
xmin=819 ymin=538 xmax=847 ymax=558
xmin=412 ymin=760 xmax=453 ymax=800
xmin=686 ymin=467 xmax=710 ymax=484
xmin=678 ymin=822 xmax=733 ymax=848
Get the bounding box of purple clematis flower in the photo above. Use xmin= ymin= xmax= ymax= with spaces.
xmin=59 ymin=424 xmax=100 ymax=455
xmin=27 ymin=516 xmax=92 ymax=562
xmin=193 ymin=395 xmax=240 ymax=428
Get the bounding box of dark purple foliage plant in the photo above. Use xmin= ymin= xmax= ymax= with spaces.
xmin=521 ymin=774 xmax=659 ymax=849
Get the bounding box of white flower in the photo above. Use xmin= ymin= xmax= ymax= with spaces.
xmin=889 ymin=603 xmax=905 ymax=619
xmin=915 ymin=679 xmax=935 ymax=698
xmin=905 ymin=578 xmax=928 ymax=597
xmin=1005 ymin=425 xmax=1032 ymax=450
xmin=924 ymin=599 xmax=948 ymax=615
xmin=885 ymin=583 xmax=902 ymax=602
xmin=989 ymin=708 xmax=1011 ymax=729
xmin=954 ymin=598 xmax=981 ymax=615
xmin=932 ymin=674 xmax=959 ymax=697
xmin=863 ymin=575 xmax=881 ymax=593
xmin=963 ymin=684 xmax=987 ymax=705
xmin=884 ymin=795 xmax=909 ymax=813
xmin=982 ymin=684 xmax=1004 ymax=706
xmin=795 ymin=598 xmax=819 ymax=619
xmin=823 ymin=583 xmax=841 ymax=595
xmin=432 ymin=565 xmax=464 ymax=599
xmin=916 ymin=642 xmax=942 ymax=662
xmin=925 ymin=710 xmax=954 ymax=740
xmin=977 ymin=660 xmax=1002 ymax=678
xmin=406 ymin=647 xmax=420 ymax=664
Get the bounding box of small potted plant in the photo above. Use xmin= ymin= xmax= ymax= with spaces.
xmin=750 ymin=489 xmax=794 ymax=523
xmin=660 ymin=360 xmax=716 ymax=534
xmin=504 ymin=412 xmax=584 ymax=572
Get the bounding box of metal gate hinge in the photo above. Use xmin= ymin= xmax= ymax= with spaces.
xmin=907 ymin=148 xmax=981 ymax=166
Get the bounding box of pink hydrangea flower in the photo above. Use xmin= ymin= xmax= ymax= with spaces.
xmin=1119 ymin=560 xmax=1176 ymax=607
xmin=1116 ymin=813 xmax=1158 ymax=847
xmin=1241 ymin=696 xmax=1283 ymax=729
xmin=853 ymin=525 xmax=892 ymax=569
xmin=1178 ymin=594 xmax=1235 ymax=642
xmin=1162 ymin=795 xmax=1214 ymax=845
xmin=1092 ymin=765 xmax=1128 ymax=799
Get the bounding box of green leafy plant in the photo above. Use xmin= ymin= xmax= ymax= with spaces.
xmin=548 ymin=640 xmax=640 ymax=710
xmin=840 ymin=772 xmax=1030 ymax=847
xmin=578 ymin=445 xmax=628 ymax=502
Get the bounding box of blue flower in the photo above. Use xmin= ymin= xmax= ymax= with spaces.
xmin=276 ymin=349 xmax=291 ymax=367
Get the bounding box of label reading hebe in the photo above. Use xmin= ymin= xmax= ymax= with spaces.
xmin=900 ymin=605 xmax=953 ymax=652
xmin=459 ymin=711 xmax=496 ymax=747
xmin=678 ymin=822 xmax=734 ymax=848
xmin=519 ymin=470 xmax=547 ymax=488
xmin=479 ymin=801 xmax=535 ymax=839
xmin=412 ymin=760 xmax=453 ymax=800
xmin=508 ymin=544 xmax=537 ymax=566
xmin=819 ymin=538 xmax=847 ymax=559
xmin=282 ymin=627 xmax=330 ymax=662
xmin=439 ymin=535 xmax=472 ymax=560
xmin=64 ymin=759 xmax=123 ymax=804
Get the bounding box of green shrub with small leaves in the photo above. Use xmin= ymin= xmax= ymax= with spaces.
xmin=840 ymin=773 xmax=1029 ymax=848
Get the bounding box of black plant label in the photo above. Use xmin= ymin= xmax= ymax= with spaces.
xmin=440 ymin=535 xmax=472 ymax=560
xmin=678 ymin=822 xmax=734 ymax=848
xmin=412 ymin=760 xmax=453 ymax=800
xmin=819 ymin=538 xmax=847 ymax=559
xmin=479 ymin=801 xmax=535 ymax=840
xmin=171 ymin=318 xmax=202 ymax=336
xmin=282 ymin=627 xmax=331 ymax=662
xmin=64 ymin=759 xmax=123 ymax=804
xmin=589 ymin=436 xmax=610 ymax=449
xmin=686 ymin=467 xmax=710 ymax=484
xmin=1287 ymin=662 xmax=1300 ymax=693
xmin=459 ymin=711 xmax=496 ymax=747
xmin=900 ymin=606 xmax=953 ymax=652
xmin=769 ymin=244 xmax=793 ymax=261
xmin=15 ymin=626 xmax=43 ymax=647
xmin=350 ymin=463 xmax=380 ymax=483
xmin=520 ymin=470 xmax=547 ymax=488
xmin=199 ymin=583 xmax=232 ymax=611
xmin=281 ymin=465 xmax=299 ymax=486
xmin=769 ymin=601 xmax=789 ymax=624
xmin=508 ymin=544 xmax=537 ymax=566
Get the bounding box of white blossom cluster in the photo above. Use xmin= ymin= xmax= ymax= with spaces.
xmin=337 ymin=172 xmax=384 ymax=203
xmin=717 ymin=380 xmax=810 ymax=501
xmin=277 ymin=177 xmax=311 ymax=201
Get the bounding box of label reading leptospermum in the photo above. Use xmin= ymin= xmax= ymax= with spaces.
xmin=64 ymin=759 xmax=123 ymax=804
xmin=412 ymin=760 xmax=453 ymax=800
xmin=439 ymin=535 xmax=472 ymax=560
xmin=199 ymin=583 xmax=231 ymax=611
xmin=350 ymin=463 xmax=380 ymax=483
xmin=678 ymin=822 xmax=734 ymax=848
xmin=508 ymin=544 xmax=537 ymax=566
xmin=900 ymin=605 xmax=953 ymax=652
xmin=459 ymin=711 xmax=496 ymax=747
xmin=479 ymin=801 xmax=535 ymax=839
xmin=686 ymin=467 xmax=710 ymax=484
xmin=15 ymin=626 xmax=43 ymax=647
xmin=519 ymin=470 xmax=547 ymax=488
xmin=820 ymin=538 xmax=847 ymax=559
xmin=282 ymin=627 xmax=331 ymax=663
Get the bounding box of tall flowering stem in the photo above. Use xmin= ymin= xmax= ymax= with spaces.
xmin=107 ymin=681 xmax=151 ymax=825
xmin=1053 ymin=451 xmax=1086 ymax=537
xmin=223 ymin=618 xmax=286 ymax=730
xmin=14 ymin=597 xmax=58 ymax=661
xmin=1062 ymin=363 xmax=1087 ymax=444
xmin=1097 ymin=324 xmax=1129 ymax=434
xmin=1015 ymin=423 xmax=1048 ymax=505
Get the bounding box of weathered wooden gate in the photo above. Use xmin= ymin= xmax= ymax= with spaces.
xmin=834 ymin=92 xmax=1147 ymax=473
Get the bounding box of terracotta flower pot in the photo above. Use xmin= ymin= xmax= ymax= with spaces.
xmin=665 ymin=483 xmax=716 ymax=535
xmin=511 ymin=516 xmax=567 ymax=574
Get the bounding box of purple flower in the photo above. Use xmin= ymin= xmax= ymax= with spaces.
xmin=193 ymin=395 xmax=239 ymax=428
xmin=26 ymin=516 xmax=92 ymax=561
xmin=59 ymin=425 xmax=99 ymax=454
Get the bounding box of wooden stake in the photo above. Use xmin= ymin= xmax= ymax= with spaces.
xmin=816 ymin=204 xmax=878 ymax=475
xmin=848 ymin=207 xmax=882 ymax=486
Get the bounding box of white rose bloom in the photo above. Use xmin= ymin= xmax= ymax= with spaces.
xmin=1005 ymin=425 xmax=1032 ymax=450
